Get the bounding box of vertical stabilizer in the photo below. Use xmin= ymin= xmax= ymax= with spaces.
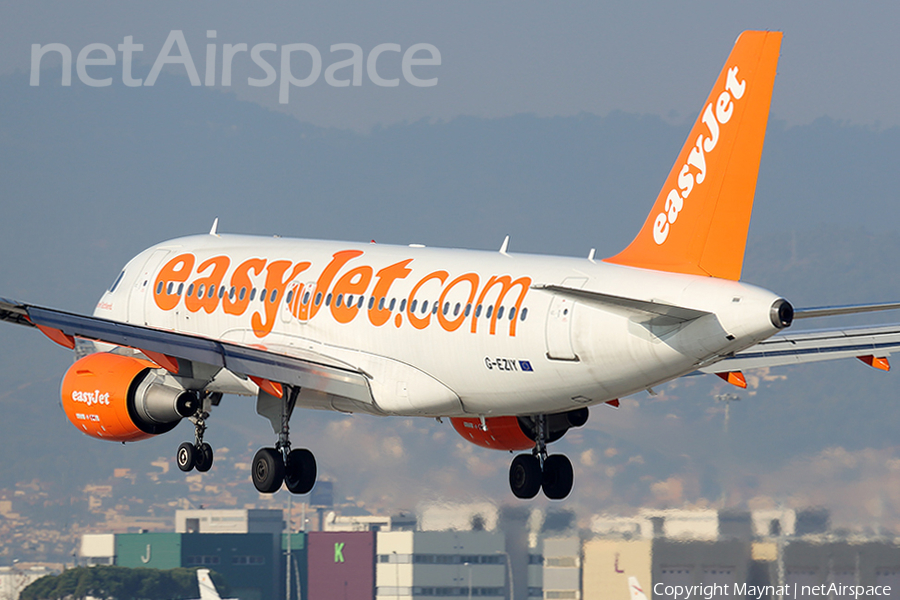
xmin=628 ymin=576 xmax=649 ymax=600
xmin=605 ymin=31 xmax=782 ymax=280
xmin=197 ymin=569 xmax=222 ymax=600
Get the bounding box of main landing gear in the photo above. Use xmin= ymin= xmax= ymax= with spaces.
xmin=509 ymin=415 xmax=574 ymax=500
xmin=252 ymin=385 xmax=317 ymax=495
xmin=176 ymin=392 xmax=220 ymax=473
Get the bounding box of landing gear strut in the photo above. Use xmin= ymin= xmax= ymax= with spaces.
xmin=252 ymin=385 xmax=317 ymax=495
xmin=176 ymin=392 xmax=218 ymax=473
xmin=508 ymin=415 xmax=574 ymax=500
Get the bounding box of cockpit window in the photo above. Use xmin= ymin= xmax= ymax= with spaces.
xmin=108 ymin=270 xmax=126 ymax=293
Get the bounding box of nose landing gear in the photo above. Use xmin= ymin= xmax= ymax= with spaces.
xmin=508 ymin=415 xmax=574 ymax=500
xmin=176 ymin=392 xmax=218 ymax=473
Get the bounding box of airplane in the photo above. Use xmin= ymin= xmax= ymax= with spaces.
xmin=3 ymin=30 xmax=900 ymax=501
xmin=628 ymin=576 xmax=648 ymax=600
xmin=196 ymin=568 xmax=234 ymax=600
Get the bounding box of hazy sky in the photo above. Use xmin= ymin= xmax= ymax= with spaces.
xmin=5 ymin=1 xmax=900 ymax=131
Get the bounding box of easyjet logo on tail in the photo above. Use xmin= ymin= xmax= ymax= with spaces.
xmin=653 ymin=66 xmax=746 ymax=245
xmin=152 ymin=251 xmax=531 ymax=338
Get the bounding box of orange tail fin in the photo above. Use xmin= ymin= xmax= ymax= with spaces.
xmin=605 ymin=31 xmax=782 ymax=280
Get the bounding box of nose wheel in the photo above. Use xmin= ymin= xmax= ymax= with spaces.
xmin=251 ymin=384 xmax=318 ymax=495
xmin=176 ymin=392 xmax=218 ymax=473
xmin=508 ymin=415 xmax=574 ymax=500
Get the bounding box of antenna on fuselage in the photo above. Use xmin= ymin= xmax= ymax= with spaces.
xmin=209 ymin=217 xmax=219 ymax=236
xmin=499 ymin=235 xmax=510 ymax=255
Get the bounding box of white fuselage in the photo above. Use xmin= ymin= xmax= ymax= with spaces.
xmin=94 ymin=234 xmax=783 ymax=418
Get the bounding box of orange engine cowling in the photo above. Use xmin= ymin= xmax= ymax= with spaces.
xmin=450 ymin=416 xmax=535 ymax=451
xmin=451 ymin=408 xmax=589 ymax=451
xmin=61 ymin=352 xmax=198 ymax=443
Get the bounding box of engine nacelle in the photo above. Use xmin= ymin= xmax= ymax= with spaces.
xmin=451 ymin=408 xmax=589 ymax=451
xmin=451 ymin=416 xmax=535 ymax=451
xmin=61 ymin=352 xmax=198 ymax=442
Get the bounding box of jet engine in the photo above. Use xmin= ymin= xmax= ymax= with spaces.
xmin=451 ymin=407 xmax=589 ymax=451
xmin=61 ymin=352 xmax=198 ymax=442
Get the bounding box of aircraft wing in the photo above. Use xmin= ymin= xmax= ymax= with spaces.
xmin=0 ymin=298 xmax=373 ymax=403
xmin=700 ymin=323 xmax=900 ymax=373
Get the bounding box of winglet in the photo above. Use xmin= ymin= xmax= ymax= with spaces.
xmin=605 ymin=31 xmax=782 ymax=281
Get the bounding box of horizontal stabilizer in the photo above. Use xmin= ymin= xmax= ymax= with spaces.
xmin=794 ymin=301 xmax=900 ymax=319
xmin=700 ymin=323 xmax=900 ymax=372
xmin=533 ymin=284 xmax=711 ymax=325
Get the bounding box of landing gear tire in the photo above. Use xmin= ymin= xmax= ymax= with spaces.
xmin=195 ymin=442 xmax=214 ymax=472
xmin=252 ymin=447 xmax=285 ymax=493
xmin=542 ymin=454 xmax=574 ymax=500
xmin=176 ymin=442 xmax=196 ymax=472
xmin=509 ymin=454 xmax=542 ymax=499
xmin=284 ymin=448 xmax=317 ymax=495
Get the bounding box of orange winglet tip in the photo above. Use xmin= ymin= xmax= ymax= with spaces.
xmin=605 ymin=399 xmax=620 ymax=408
xmin=141 ymin=350 xmax=180 ymax=374
xmin=858 ymin=355 xmax=890 ymax=372
xmin=249 ymin=376 xmax=284 ymax=398
xmin=716 ymin=371 xmax=747 ymax=388
xmin=35 ymin=324 xmax=76 ymax=349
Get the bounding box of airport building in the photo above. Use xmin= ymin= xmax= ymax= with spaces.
xmin=376 ymin=530 xmax=508 ymax=598
xmin=71 ymin=505 xmax=900 ymax=600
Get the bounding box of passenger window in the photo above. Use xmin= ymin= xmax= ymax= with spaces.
xmin=250 ymin=288 xmax=257 ymax=301
xmin=509 ymin=306 xmax=516 ymax=320
xmin=486 ymin=306 xmax=494 ymax=318
xmin=497 ymin=306 xmax=505 ymax=320
xmin=520 ymin=307 xmax=528 ymax=321
xmin=188 ymin=284 xmax=195 ymax=297
xmin=389 ymin=298 xmax=396 ymax=311
xmin=240 ymin=287 xmax=247 ymax=301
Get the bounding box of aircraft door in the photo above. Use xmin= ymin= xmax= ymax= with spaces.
xmin=128 ymin=250 xmax=169 ymax=324
xmin=545 ymin=277 xmax=586 ymax=361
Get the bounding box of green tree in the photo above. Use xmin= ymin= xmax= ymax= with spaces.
xmin=19 ymin=566 xmax=230 ymax=600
